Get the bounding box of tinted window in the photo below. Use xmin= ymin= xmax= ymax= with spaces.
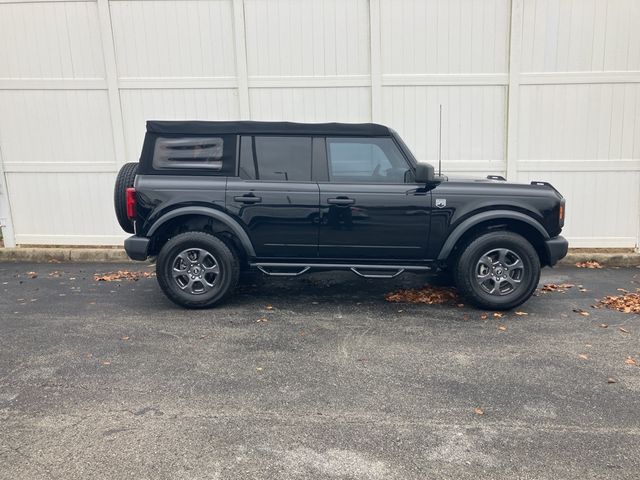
xmin=326 ymin=137 xmax=411 ymax=183
xmin=239 ymin=136 xmax=312 ymax=181
xmin=150 ymin=135 xmax=236 ymax=175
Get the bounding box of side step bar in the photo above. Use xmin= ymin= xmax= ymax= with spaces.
xmin=251 ymin=262 xmax=432 ymax=278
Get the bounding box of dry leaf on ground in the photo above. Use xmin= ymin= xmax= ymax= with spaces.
xmin=619 ymin=327 xmax=630 ymax=334
xmin=576 ymin=260 xmax=603 ymax=269
xmin=26 ymin=271 xmax=38 ymax=279
xmin=94 ymin=271 xmax=155 ymax=282
xmin=572 ymin=308 xmax=590 ymax=316
xmin=493 ymin=312 xmax=503 ymax=318
xmin=625 ymin=356 xmax=637 ymax=366
xmin=498 ymin=325 xmax=507 ymax=331
xmin=385 ymin=286 xmax=458 ymax=305
xmin=578 ymin=354 xmax=589 ymax=360
xmin=597 ymin=290 xmax=640 ymax=314
xmin=540 ymin=283 xmax=574 ymax=293
xmin=474 ymin=407 xmax=484 ymax=415
xmin=515 ymin=311 xmax=528 ymax=316
xmin=607 ymin=378 xmax=617 ymax=384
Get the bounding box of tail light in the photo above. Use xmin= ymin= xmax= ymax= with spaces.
xmin=126 ymin=187 xmax=136 ymax=220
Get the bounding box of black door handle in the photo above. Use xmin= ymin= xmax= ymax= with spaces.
xmin=234 ymin=194 xmax=262 ymax=204
xmin=327 ymin=197 xmax=355 ymax=206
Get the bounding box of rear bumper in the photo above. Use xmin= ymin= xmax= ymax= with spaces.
xmin=545 ymin=235 xmax=568 ymax=266
xmin=124 ymin=235 xmax=150 ymax=261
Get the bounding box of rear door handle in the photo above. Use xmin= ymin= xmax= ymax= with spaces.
xmin=327 ymin=197 xmax=355 ymax=206
xmin=234 ymin=194 xmax=262 ymax=204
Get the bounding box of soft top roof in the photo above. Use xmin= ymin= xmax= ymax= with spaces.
xmin=146 ymin=120 xmax=391 ymax=137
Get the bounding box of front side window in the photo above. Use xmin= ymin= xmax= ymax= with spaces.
xmin=239 ymin=136 xmax=312 ymax=181
xmin=326 ymin=137 xmax=411 ymax=183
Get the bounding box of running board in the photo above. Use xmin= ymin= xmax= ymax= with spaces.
xmin=251 ymin=262 xmax=432 ymax=278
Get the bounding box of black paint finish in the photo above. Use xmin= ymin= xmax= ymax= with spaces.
xmin=125 ymin=123 xmax=566 ymax=268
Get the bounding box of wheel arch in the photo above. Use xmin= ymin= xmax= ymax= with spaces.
xmin=438 ymin=211 xmax=551 ymax=266
xmin=146 ymin=207 xmax=256 ymax=259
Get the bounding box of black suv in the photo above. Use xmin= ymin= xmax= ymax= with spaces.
xmin=114 ymin=121 xmax=567 ymax=310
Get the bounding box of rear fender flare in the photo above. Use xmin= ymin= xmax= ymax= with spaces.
xmin=437 ymin=210 xmax=549 ymax=260
xmin=147 ymin=206 xmax=256 ymax=257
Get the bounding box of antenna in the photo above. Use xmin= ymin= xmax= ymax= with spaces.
xmin=438 ymin=104 xmax=443 ymax=177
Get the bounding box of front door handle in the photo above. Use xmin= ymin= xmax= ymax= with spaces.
xmin=234 ymin=194 xmax=262 ymax=204
xmin=327 ymin=197 xmax=355 ymax=206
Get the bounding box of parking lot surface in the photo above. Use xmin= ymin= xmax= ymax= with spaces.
xmin=1 ymin=262 xmax=639 ymax=479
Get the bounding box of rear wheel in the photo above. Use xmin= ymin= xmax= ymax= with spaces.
xmin=114 ymin=162 xmax=138 ymax=233
xmin=156 ymin=232 xmax=240 ymax=309
xmin=454 ymin=231 xmax=540 ymax=310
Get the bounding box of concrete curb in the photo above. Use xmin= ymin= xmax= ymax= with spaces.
xmin=0 ymin=247 xmax=132 ymax=263
xmin=1 ymin=247 xmax=639 ymax=267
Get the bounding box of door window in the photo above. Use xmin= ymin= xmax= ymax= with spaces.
xmin=326 ymin=137 xmax=411 ymax=183
xmin=239 ymin=136 xmax=312 ymax=181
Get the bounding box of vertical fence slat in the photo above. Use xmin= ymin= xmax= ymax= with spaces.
xmin=506 ymin=0 xmax=523 ymax=181
xmin=97 ymin=0 xmax=126 ymax=165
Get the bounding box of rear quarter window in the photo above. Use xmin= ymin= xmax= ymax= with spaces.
xmin=142 ymin=134 xmax=237 ymax=175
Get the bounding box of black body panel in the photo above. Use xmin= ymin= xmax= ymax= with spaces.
xmin=317 ymin=183 xmax=431 ymax=260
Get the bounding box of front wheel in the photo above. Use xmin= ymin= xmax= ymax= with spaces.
xmin=453 ymin=231 xmax=540 ymax=310
xmin=156 ymin=232 xmax=240 ymax=309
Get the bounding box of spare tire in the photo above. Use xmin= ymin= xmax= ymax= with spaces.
xmin=114 ymin=162 xmax=139 ymax=233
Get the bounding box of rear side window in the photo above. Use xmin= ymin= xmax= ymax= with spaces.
xmin=326 ymin=137 xmax=411 ymax=183
xmin=150 ymin=135 xmax=236 ymax=175
xmin=239 ymin=136 xmax=312 ymax=181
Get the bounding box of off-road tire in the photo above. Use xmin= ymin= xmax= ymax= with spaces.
xmin=156 ymin=232 xmax=240 ymax=309
xmin=114 ymin=162 xmax=139 ymax=233
xmin=453 ymin=231 xmax=540 ymax=310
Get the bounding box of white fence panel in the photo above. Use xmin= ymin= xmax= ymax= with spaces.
xmin=0 ymin=0 xmax=638 ymax=249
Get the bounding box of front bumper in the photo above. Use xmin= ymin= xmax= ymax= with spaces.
xmin=124 ymin=235 xmax=150 ymax=261
xmin=544 ymin=235 xmax=568 ymax=266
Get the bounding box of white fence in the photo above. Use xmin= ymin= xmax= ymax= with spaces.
xmin=0 ymin=0 xmax=638 ymax=249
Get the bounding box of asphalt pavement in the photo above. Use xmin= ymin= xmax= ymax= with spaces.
xmin=1 ymin=262 xmax=639 ymax=479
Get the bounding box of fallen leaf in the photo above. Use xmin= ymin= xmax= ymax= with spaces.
xmin=265 ymin=305 xmax=274 ymax=310
xmin=385 ymin=286 xmax=459 ymax=305
xmin=576 ymin=260 xmax=603 ymax=269
xmin=26 ymin=271 xmax=38 ymax=279
xmin=515 ymin=311 xmax=528 ymax=316
xmin=619 ymin=327 xmax=630 ymax=334
xmin=120 ymin=336 xmax=130 ymax=341
xmin=493 ymin=312 xmax=503 ymax=318
xmin=578 ymin=354 xmax=589 ymax=360
xmin=599 ymin=323 xmax=608 ymax=328
xmin=607 ymin=378 xmax=617 ymax=384
xmin=101 ymin=361 xmax=111 ymax=366
xmin=256 ymin=367 xmax=263 ymax=372
xmin=94 ymin=271 xmax=155 ymax=282
xmin=572 ymin=308 xmax=590 ymax=316
xmin=596 ymin=290 xmax=640 ymax=314
xmin=473 ymin=407 xmax=484 ymax=416
xmin=256 ymin=317 xmax=268 ymax=323
xmin=480 ymin=313 xmax=488 ymax=320
xmin=579 ymin=288 xmax=588 ymax=292
xmin=498 ymin=325 xmax=507 ymax=331
xmin=456 ymin=303 xmax=465 ymax=308
xmin=625 ymin=356 xmax=637 ymax=366
xmin=463 ymin=314 xmax=470 ymax=321
xmin=540 ymin=283 xmax=575 ymax=294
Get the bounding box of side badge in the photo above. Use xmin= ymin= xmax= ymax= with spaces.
xmin=435 ymin=198 xmax=447 ymax=208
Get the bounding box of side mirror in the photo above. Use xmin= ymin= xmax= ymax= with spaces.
xmin=414 ymin=163 xmax=435 ymax=183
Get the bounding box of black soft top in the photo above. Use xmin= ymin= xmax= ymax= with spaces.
xmin=146 ymin=120 xmax=391 ymax=137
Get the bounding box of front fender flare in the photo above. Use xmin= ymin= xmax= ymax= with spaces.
xmin=436 ymin=210 xmax=550 ymax=260
xmin=146 ymin=206 xmax=256 ymax=257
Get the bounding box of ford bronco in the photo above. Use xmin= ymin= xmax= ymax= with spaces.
xmin=114 ymin=121 xmax=568 ymax=310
